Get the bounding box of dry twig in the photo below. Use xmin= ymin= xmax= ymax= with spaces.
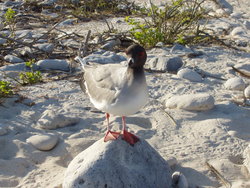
xmin=206 ymin=161 xmax=231 ymax=188
xmin=231 ymin=66 xmax=250 ymax=79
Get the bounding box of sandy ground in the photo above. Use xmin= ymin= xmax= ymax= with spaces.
xmin=1 ymin=0 xmax=250 ymax=187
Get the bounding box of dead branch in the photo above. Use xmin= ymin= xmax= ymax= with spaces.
xmin=206 ymin=161 xmax=231 ymax=188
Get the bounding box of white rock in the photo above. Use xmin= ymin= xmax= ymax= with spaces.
xmin=224 ymin=77 xmax=246 ymax=91
xmin=81 ymin=50 xmax=126 ymax=64
xmin=101 ymin=39 xmax=121 ymax=50
xmin=233 ymin=62 xmax=250 ymax=77
xmin=231 ymin=27 xmax=246 ymax=37
xmin=0 ymin=126 xmax=8 ymax=136
xmin=27 ymin=133 xmax=59 ymax=151
xmin=57 ymin=19 xmax=76 ymax=27
xmin=37 ymin=109 xmax=80 ymax=130
xmin=244 ymin=85 xmax=250 ymax=98
xmin=177 ymin=68 xmax=202 ymax=82
xmin=244 ymin=144 xmax=250 ymax=174
xmin=34 ymin=43 xmax=54 ymax=53
xmin=145 ymin=56 xmax=183 ymax=72
xmin=4 ymin=55 xmax=24 ymax=63
xmin=63 ymin=138 xmax=172 ymax=188
xmin=36 ymin=59 xmax=70 ymax=71
xmin=172 ymin=171 xmax=188 ymax=188
xmin=165 ymin=93 xmax=215 ymax=111
xmin=0 ymin=63 xmax=26 ymax=71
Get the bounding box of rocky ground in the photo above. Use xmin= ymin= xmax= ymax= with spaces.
xmin=0 ymin=0 xmax=250 ymax=188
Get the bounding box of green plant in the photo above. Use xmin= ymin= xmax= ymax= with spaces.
xmin=19 ymin=60 xmax=42 ymax=85
xmin=4 ymin=8 xmax=16 ymax=36
xmin=125 ymin=0 xmax=208 ymax=47
xmin=0 ymin=80 xmax=13 ymax=98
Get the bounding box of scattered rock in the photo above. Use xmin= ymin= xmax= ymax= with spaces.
xmin=4 ymin=55 xmax=24 ymax=63
xmin=165 ymin=93 xmax=215 ymax=111
xmin=243 ymin=20 xmax=250 ymax=30
xmin=0 ymin=63 xmax=26 ymax=71
xmin=224 ymin=77 xmax=246 ymax=91
xmin=101 ymin=39 xmax=121 ymax=50
xmin=37 ymin=109 xmax=80 ymax=130
xmin=231 ymin=27 xmax=246 ymax=37
xmin=172 ymin=171 xmax=189 ymax=188
xmin=27 ymin=133 xmax=59 ymax=151
xmin=34 ymin=43 xmax=54 ymax=53
xmin=233 ymin=63 xmax=250 ymax=77
xmin=80 ymin=50 xmax=126 ymax=64
xmin=145 ymin=56 xmax=183 ymax=73
xmin=15 ymin=30 xmax=33 ymax=39
xmin=57 ymin=19 xmax=76 ymax=27
xmin=63 ymin=138 xmax=172 ymax=188
xmin=170 ymin=43 xmax=193 ymax=55
xmin=0 ymin=126 xmax=8 ymax=136
xmin=244 ymin=144 xmax=250 ymax=174
xmin=36 ymin=59 xmax=70 ymax=71
xmin=177 ymin=68 xmax=202 ymax=82
xmin=244 ymin=85 xmax=250 ymax=99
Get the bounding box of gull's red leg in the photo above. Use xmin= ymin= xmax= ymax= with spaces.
xmin=122 ymin=116 xmax=139 ymax=146
xmin=104 ymin=113 xmax=120 ymax=142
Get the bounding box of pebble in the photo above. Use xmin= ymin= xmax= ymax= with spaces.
xmin=177 ymin=68 xmax=202 ymax=82
xmin=34 ymin=43 xmax=54 ymax=53
xmin=165 ymin=93 xmax=215 ymax=111
xmin=80 ymin=50 xmax=126 ymax=64
xmin=57 ymin=19 xmax=76 ymax=27
xmin=4 ymin=54 xmax=24 ymax=63
xmin=0 ymin=126 xmax=8 ymax=136
xmin=244 ymin=85 xmax=250 ymax=98
xmin=145 ymin=56 xmax=183 ymax=73
xmin=170 ymin=43 xmax=193 ymax=55
xmin=224 ymin=77 xmax=246 ymax=91
xmin=63 ymin=138 xmax=172 ymax=188
xmin=36 ymin=59 xmax=70 ymax=71
xmin=233 ymin=62 xmax=250 ymax=77
xmin=243 ymin=20 xmax=250 ymax=30
xmin=0 ymin=63 xmax=26 ymax=71
xmin=172 ymin=171 xmax=189 ymax=188
xmin=15 ymin=30 xmax=33 ymax=39
xmin=27 ymin=134 xmax=59 ymax=151
xmin=243 ymin=144 xmax=250 ymax=174
xmin=231 ymin=27 xmax=246 ymax=37
xmin=37 ymin=109 xmax=80 ymax=130
xmin=101 ymin=39 xmax=121 ymax=50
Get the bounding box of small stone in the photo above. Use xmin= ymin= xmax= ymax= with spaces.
xmin=63 ymin=138 xmax=172 ymax=188
xmin=37 ymin=109 xmax=80 ymax=130
xmin=231 ymin=27 xmax=246 ymax=37
xmin=36 ymin=59 xmax=70 ymax=71
xmin=230 ymin=12 xmax=242 ymax=19
xmin=177 ymin=68 xmax=202 ymax=82
xmin=167 ymin=157 xmax=178 ymax=167
xmin=233 ymin=63 xmax=250 ymax=77
xmin=243 ymin=20 xmax=250 ymax=30
xmin=244 ymin=85 xmax=250 ymax=99
xmin=244 ymin=144 xmax=250 ymax=174
xmin=57 ymin=19 xmax=76 ymax=27
xmin=34 ymin=43 xmax=54 ymax=53
xmin=165 ymin=93 xmax=215 ymax=111
xmin=27 ymin=134 xmax=59 ymax=151
xmin=170 ymin=44 xmax=193 ymax=54
xmin=145 ymin=56 xmax=183 ymax=73
xmin=0 ymin=63 xmax=26 ymax=71
xmin=15 ymin=30 xmax=33 ymax=39
xmin=224 ymin=77 xmax=246 ymax=91
xmin=101 ymin=39 xmax=121 ymax=50
xmin=81 ymin=51 xmax=126 ymax=64
xmin=0 ymin=126 xmax=8 ymax=136
xmin=4 ymin=55 xmax=24 ymax=63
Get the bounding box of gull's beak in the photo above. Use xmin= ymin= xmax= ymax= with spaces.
xmin=128 ymin=58 xmax=134 ymax=66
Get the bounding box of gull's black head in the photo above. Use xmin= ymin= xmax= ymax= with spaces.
xmin=125 ymin=44 xmax=147 ymax=69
